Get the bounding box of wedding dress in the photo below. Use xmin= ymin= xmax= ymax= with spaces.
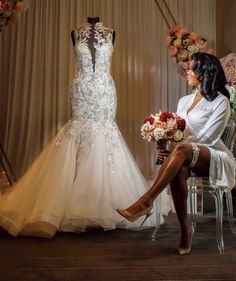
xmin=0 ymin=22 xmax=158 ymax=238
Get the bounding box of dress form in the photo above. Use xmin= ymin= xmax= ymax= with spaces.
xmin=71 ymin=17 xmax=115 ymax=46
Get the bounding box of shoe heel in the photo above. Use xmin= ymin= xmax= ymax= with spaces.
xmin=140 ymin=211 xmax=153 ymax=228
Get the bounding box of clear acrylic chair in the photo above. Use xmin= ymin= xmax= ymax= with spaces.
xmin=187 ymin=115 xmax=236 ymax=254
xmin=151 ymin=115 xmax=236 ymax=252
xmin=187 ymin=177 xmax=236 ymax=254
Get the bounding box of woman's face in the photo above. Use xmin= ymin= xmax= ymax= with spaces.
xmin=187 ymin=60 xmax=201 ymax=87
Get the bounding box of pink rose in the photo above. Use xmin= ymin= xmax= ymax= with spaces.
xmin=165 ymin=36 xmax=172 ymax=46
xmin=169 ymin=46 xmax=178 ymax=56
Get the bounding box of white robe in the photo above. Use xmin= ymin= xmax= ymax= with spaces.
xmin=177 ymin=91 xmax=235 ymax=190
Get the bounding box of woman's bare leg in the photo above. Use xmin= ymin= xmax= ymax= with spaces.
xmin=117 ymin=143 xmax=211 ymax=254
xmin=117 ymin=143 xmax=211 ymax=218
xmin=170 ymin=146 xmax=210 ymax=252
xmin=145 ymin=143 xmax=210 ymax=200
xmin=170 ymin=166 xmax=191 ymax=249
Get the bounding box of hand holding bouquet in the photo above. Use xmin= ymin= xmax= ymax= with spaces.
xmin=141 ymin=111 xmax=186 ymax=164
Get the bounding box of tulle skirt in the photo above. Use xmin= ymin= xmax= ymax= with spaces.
xmin=0 ymin=120 xmax=163 ymax=238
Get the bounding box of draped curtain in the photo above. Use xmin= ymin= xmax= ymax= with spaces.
xmin=0 ymin=0 xmax=216 ymax=179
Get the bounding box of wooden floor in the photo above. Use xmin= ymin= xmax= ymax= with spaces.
xmin=0 ymin=212 xmax=236 ymax=281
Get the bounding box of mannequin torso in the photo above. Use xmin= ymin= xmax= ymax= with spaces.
xmin=71 ymin=17 xmax=115 ymax=46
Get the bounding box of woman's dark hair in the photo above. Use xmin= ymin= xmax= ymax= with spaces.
xmin=191 ymin=52 xmax=230 ymax=101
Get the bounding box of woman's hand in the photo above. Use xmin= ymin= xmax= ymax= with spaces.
xmin=156 ymin=149 xmax=170 ymax=162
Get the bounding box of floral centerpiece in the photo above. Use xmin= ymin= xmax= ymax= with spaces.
xmin=0 ymin=0 xmax=25 ymax=32
xmin=225 ymin=85 xmax=236 ymax=113
xmin=165 ymin=25 xmax=211 ymax=77
xmin=141 ymin=111 xmax=186 ymax=164
xmin=220 ymin=53 xmax=236 ymax=113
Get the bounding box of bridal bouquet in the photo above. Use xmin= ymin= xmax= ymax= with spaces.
xmin=0 ymin=0 xmax=25 ymax=32
xmin=166 ymin=25 xmax=211 ymax=77
xmin=141 ymin=111 xmax=186 ymax=164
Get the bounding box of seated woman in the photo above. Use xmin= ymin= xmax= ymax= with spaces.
xmin=117 ymin=52 xmax=236 ymax=255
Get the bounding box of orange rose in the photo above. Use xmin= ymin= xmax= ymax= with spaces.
xmin=170 ymin=25 xmax=181 ymax=34
xmin=15 ymin=1 xmax=24 ymax=10
xmin=190 ymin=32 xmax=200 ymax=40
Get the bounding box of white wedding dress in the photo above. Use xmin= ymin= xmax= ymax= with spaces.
xmin=0 ymin=22 xmax=158 ymax=238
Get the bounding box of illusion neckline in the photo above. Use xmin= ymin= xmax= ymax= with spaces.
xmin=84 ymin=22 xmax=103 ymax=29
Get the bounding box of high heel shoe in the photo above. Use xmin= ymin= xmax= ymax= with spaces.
xmin=177 ymin=246 xmax=192 ymax=255
xmin=116 ymin=195 xmax=153 ymax=227
xmin=177 ymin=225 xmax=194 ymax=255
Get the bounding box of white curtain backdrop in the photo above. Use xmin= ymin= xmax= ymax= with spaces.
xmin=0 ymin=0 xmax=216 ymax=179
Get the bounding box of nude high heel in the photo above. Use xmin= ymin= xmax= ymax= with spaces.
xmin=177 ymin=246 xmax=192 ymax=255
xmin=116 ymin=195 xmax=153 ymax=227
xmin=177 ymin=225 xmax=194 ymax=255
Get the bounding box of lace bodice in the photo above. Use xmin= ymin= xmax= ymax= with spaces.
xmin=70 ymin=22 xmax=116 ymax=123
xmin=73 ymin=22 xmax=114 ymax=73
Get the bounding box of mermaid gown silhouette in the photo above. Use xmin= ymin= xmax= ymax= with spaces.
xmin=0 ymin=22 xmax=156 ymax=237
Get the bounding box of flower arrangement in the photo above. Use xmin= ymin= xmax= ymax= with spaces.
xmin=220 ymin=53 xmax=236 ymax=113
xmin=141 ymin=111 xmax=186 ymax=164
xmin=0 ymin=0 xmax=25 ymax=32
xmin=141 ymin=111 xmax=186 ymax=142
xmin=166 ymin=25 xmax=211 ymax=77
xmin=220 ymin=53 xmax=236 ymax=89
xmin=225 ymin=85 xmax=236 ymax=113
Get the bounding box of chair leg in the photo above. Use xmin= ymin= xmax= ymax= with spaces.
xmin=210 ymin=188 xmax=225 ymax=254
xmin=225 ymin=191 xmax=236 ymax=234
xmin=189 ymin=185 xmax=197 ymax=229
xmin=151 ymin=225 xmax=158 ymax=241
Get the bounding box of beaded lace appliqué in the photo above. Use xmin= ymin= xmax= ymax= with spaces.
xmin=56 ymin=22 xmax=119 ymax=173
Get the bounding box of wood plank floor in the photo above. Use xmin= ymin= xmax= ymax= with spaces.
xmin=0 ymin=212 xmax=236 ymax=281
